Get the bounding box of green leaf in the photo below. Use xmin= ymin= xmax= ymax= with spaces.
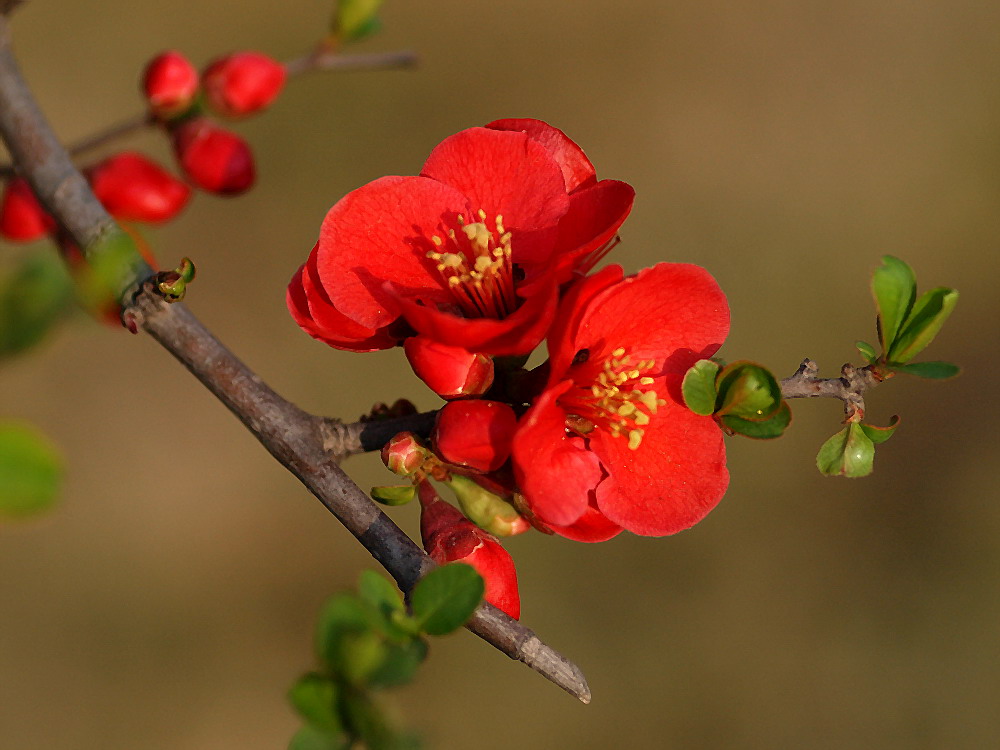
xmin=410 ymin=563 xmax=484 ymax=636
xmin=720 ymin=401 xmax=792 ymax=440
xmin=714 ymin=362 xmax=782 ymax=421
xmin=336 ymin=630 xmax=389 ymax=686
xmin=681 ymin=359 xmax=720 ymax=416
xmin=871 ymin=255 xmax=916 ymax=351
xmin=356 ymin=570 xmax=416 ymax=641
xmin=887 ymin=287 xmax=958 ymax=363
xmin=860 ymin=415 xmax=900 ymax=445
xmin=816 ymin=422 xmax=875 ymax=478
xmin=855 ymin=340 xmax=878 ymax=364
xmin=288 ymin=725 xmax=349 ymax=750
xmin=315 ymin=593 xmax=375 ymax=668
xmin=367 ymin=638 xmax=428 ymax=689
xmin=331 ymin=0 xmax=385 ymax=42
xmin=370 ymin=485 xmax=416 ymax=506
xmin=0 ymin=420 xmax=63 ymax=518
xmin=288 ymin=673 xmax=342 ymax=734
xmin=0 ymin=252 xmax=74 ymax=360
xmin=892 ymin=361 xmax=961 ymax=379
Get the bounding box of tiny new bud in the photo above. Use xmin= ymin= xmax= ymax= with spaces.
xmin=370 ymin=484 xmax=417 ymax=506
xmin=142 ymin=51 xmax=199 ymax=119
xmin=171 ymin=118 xmax=255 ymax=196
xmin=403 ymin=336 xmax=494 ymax=399
xmin=445 ymin=473 xmax=530 ymax=537
xmin=380 ymin=432 xmax=429 ymax=477
xmin=417 ymin=481 xmax=520 ymax=619
xmin=88 ymin=152 xmax=191 ymax=224
xmin=202 ymin=51 xmax=287 ymax=118
xmin=0 ymin=177 xmax=54 ymax=241
xmin=432 ymin=399 xmax=517 ymax=473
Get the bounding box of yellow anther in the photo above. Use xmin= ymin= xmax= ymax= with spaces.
xmin=640 ymin=377 xmax=654 ymax=385
xmin=639 ymin=391 xmax=660 ymax=414
xmin=440 ymin=253 xmax=464 ymax=268
xmin=627 ymin=430 xmax=644 ymax=451
xmin=431 ymin=235 xmax=443 ymax=246
xmin=448 ymin=277 xmax=461 ymax=286
xmin=612 ymin=347 xmax=626 ymax=358
xmin=634 ymin=412 xmax=650 ymax=426
xmin=617 ymin=403 xmax=637 ymax=416
xmin=474 ymin=256 xmax=492 ymax=273
xmin=477 ymin=208 xmax=487 ymax=220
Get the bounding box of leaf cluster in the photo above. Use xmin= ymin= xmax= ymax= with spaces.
xmin=682 ymin=359 xmax=791 ymax=440
xmin=288 ymin=566 xmax=484 ymax=750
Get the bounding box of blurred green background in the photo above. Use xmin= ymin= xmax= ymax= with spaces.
xmin=1 ymin=1 xmax=997 ymax=747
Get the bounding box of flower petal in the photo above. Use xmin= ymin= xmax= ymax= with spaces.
xmin=592 ymin=391 xmax=729 ymax=536
xmin=512 ymin=381 xmax=603 ymax=527
xmin=420 ymin=127 xmax=570 ymax=232
xmin=316 ymin=175 xmax=466 ymax=330
xmin=546 ymin=501 xmax=623 ymax=543
xmin=486 ymin=118 xmax=598 ymax=193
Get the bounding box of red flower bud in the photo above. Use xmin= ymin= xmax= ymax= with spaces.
xmin=380 ymin=432 xmax=429 ymax=477
xmin=142 ymin=51 xmax=199 ymax=119
xmin=202 ymin=51 xmax=286 ymax=118
xmin=418 ymin=481 xmax=520 ymax=619
xmin=432 ymin=399 xmax=517 ymax=473
xmin=0 ymin=177 xmax=54 ymax=241
xmin=172 ymin=118 xmax=255 ymax=196
xmin=88 ymin=152 xmax=191 ymax=224
xmin=403 ymin=336 xmax=494 ymax=399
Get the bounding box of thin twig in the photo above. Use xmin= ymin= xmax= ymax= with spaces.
xmin=0 ymin=16 xmax=590 ymax=704
xmin=780 ymin=358 xmax=883 ymax=420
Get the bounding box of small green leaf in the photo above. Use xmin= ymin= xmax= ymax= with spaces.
xmin=410 ymin=563 xmax=484 ymax=636
xmin=0 ymin=252 xmax=74 ymax=359
xmin=720 ymin=401 xmax=792 ymax=440
xmin=288 ymin=673 xmax=342 ymax=734
xmin=816 ymin=422 xmax=875 ymax=478
xmin=289 ymin=725 xmax=349 ymax=750
xmin=714 ymin=362 xmax=782 ymax=421
xmin=367 ymin=638 xmax=428 ymax=689
xmin=855 ymin=340 xmax=878 ymax=364
xmin=0 ymin=420 xmax=63 ymax=518
xmin=336 ymin=630 xmax=389 ymax=686
xmin=315 ymin=593 xmax=375 ymax=668
xmin=860 ymin=415 xmax=900 ymax=445
xmin=370 ymin=485 xmax=416 ymax=506
xmin=887 ymin=287 xmax=958 ymax=363
xmin=331 ymin=0 xmax=385 ymax=42
xmin=681 ymin=359 xmax=720 ymax=416
xmin=871 ymin=255 xmax=916 ymax=351
xmin=892 ymin=361 xmax=961 ymax=379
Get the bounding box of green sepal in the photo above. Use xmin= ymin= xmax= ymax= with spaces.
xmin=0 ymin=420 xmax=63 ymax=518
xmin=860 ymin=415 xmax=900 ymax=444
xmin=288 ymin=725 xmax=349 ymax=750
xmin=871 ymin=255 xmax=916 ymax=351
xmin=0 ymin=252 xmax=75 ymax=360
xmin=887 ymin=287 xmax=958 ymax=363
xmin=288 ymin=673 xmax=342 ymax=734
xmin=369 ymin=485 xmax=416 ymax=506
xmin=714 ymin=361 xmax=782 ymax=421
xmin=720 ymin=401 xmax=792 ymax=440
xmin=855 ymin=340 xmax=878 ymax=364
xmin=891 ymin=361 xmax=961 ymax=379
xmin=816 ymin=422 xmax=875 ymax=478
xmin=331 ymin=0 xmax=385 ymax=42
xmin=410 ymin=563 xmax=484 ymax=636
xmin=681 ymin=359 xmax=720 ymax=416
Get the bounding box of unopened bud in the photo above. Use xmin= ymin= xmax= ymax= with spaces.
xmin=432 ymin=399 xmax=516 ymax=473
xmin=380 ymin=432 xmax=429 ymax=477
xmin=88 ymin=152 xmax=191 ymax=224
xmin=0 ymin=177 xmax=54 ymax=242
xmin=403 ymin=336 xmax=493 ymax=400
xmin=142 ymin=51 xmax=199 ymax=119
xmin=171 ymin=118 xmax=255 ymax=196
xmin=202 ymin=51 xmax=287 ymax=118
xmin=417 ymin=481 xmax=520 ymax=619
xmin=445 ymin=473 xmax=530 ymax=537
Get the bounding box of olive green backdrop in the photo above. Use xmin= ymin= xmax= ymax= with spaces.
xmin=2 ymin=1 xmax=998 ymax=748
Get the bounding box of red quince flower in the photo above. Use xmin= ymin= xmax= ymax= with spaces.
xmin=287 ymin=119 xmax=634 ymax=355
xmin=512 ymin=263 xmax=730 ymax=540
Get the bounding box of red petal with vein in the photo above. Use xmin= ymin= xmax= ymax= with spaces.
xmin=420 ymin=127 xmax=570 ymax=231
xmin=316 ymin=175 xmax=467 ymax=330
xmin=592 ymin=396 xmax=728 ymax=536
xmin=512 ymin=382 xmax=603 ymax=527
xmin=486 ymin=118 xmax=598 ymax=193
xmin=546 ymin=502 xmax=623 ymax=543
xmin=395 ymin=276 xmax=559 ymax=357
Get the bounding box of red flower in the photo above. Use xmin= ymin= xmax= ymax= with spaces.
xmin=287 ymin=119 xmax=634 ymax=355
xmin=512 ymin=263 xmax=730 ymax=540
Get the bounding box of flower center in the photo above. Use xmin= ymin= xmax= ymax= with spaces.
xmin=559 ymin=347 xmax=666 ymax=451
xmin=426 ymin=210 xmax=516 ymax=319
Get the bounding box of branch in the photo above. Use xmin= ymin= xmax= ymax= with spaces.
xmin=0 ymin=15 xmax=590 ymax=704
xmin=780 ymin=358 xmax=883 ymax=420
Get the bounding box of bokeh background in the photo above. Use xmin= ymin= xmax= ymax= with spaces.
xmin=2 ymin=1 xmax=998 ymax=747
